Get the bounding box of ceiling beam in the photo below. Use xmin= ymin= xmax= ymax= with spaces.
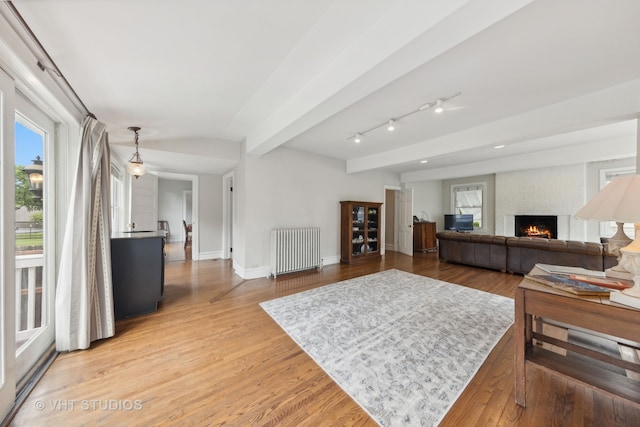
xmin=244 ymin=0 xmax=534 ymax=157
xmin=348 ymin=80 xmax=640 ymax=175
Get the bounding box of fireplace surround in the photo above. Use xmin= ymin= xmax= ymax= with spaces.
xmin=514 ymin=215 xmax=558 ymax=239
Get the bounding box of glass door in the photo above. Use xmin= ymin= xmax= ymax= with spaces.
xmin=351 ymin=205 xmax=365 ymax=258
xmin=14 ymin=97 xmax=55 ymax=382
xmin=366 ymin=206 xmax=379 ymax=254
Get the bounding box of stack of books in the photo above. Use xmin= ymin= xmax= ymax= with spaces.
xmin=526 ymin=263 xmax=632 ymax=297
xmin=610 ymin=289 xmax=640 ymax=309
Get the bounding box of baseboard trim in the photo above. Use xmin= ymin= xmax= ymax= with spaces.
xmin=199 ymin=251 xmax=223 ymax=261
xmin=234 ymin=255 xmax=340 ymax=280
xmin=233 ymin=263 xmax=270 ymax=280
xmin=322 ymin=255 xmax=340 ymax=267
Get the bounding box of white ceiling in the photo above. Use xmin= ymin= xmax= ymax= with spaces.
xmin=12 ymin=0 xmax=640 ymax=179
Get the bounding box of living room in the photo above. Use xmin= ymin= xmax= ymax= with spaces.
xmin=2 ymin=1 xmax=640 ymax=425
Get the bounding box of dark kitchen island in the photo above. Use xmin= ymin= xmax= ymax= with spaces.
xmin=111 ymin=230 xmax=165 ymax=320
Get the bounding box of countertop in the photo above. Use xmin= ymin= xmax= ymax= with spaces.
xmin=111 ymin=230 xmax=167 ymax=239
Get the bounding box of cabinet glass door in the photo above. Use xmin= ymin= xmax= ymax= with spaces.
xmin=366 ymin=207 xmax=379 ymax=253
xmin=351 ymin=206 xmax=365 ymax=257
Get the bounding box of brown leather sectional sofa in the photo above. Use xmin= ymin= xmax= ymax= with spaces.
xmin=436 ymin=231 xmax=618 ymax=274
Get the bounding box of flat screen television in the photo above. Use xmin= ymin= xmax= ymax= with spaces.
xmin=444 ymin=214 xmax=474 ymax=231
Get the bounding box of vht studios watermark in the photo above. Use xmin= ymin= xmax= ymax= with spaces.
xmin=35 ymin=399 xmax=143 ymax=411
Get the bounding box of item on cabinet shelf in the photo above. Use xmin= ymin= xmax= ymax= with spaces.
xmin=360 ymin=244 xmax=373 ymax=253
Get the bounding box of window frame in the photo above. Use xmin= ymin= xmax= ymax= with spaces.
xmin=451 ymin=182 xmax=486 ymax=231
xmin=598 ymin=166 xmax=635 ymax=238
xmin=110 ymin=164 xmax=124 ymax=234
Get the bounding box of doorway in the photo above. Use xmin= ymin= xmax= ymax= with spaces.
xmin=14 ymin=95 xmax=56 ymax=387
xmin=156 ymin=172 xmax=198 ymax=260
xmin=384 ymin=185 xmax=413 ymax=256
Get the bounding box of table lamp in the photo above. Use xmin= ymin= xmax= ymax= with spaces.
xmin=574 ymin=175 xmax=640 ymax=298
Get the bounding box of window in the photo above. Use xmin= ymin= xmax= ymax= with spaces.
xmin=452 ymin=183 xmax=485 ymax=229
xmin=599 ymin=167 xmax=635 ymax=237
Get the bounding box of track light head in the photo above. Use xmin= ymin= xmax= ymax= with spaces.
xmin=354 ymin=133 xmax=362 ymax=143
xmin=434 ymin=99 xmax=444 ymax=114
xmin=387 ymin=120 xmax=395 ymax=131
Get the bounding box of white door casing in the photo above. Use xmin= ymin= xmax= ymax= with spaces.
xmin=0 ymin=66 xmax=16 ymax=422
xmin=129 ymin=173 xmax=158 ymax=231
xmin=398 ymin=187 xmax=413 ymax=256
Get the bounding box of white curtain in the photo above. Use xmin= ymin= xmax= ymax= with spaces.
xmin=55 ymin=116 xmax=115 ymax=351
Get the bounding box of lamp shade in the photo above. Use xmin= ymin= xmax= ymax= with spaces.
xmin=574 ymin=175 xmax=640 ymax=223
xmin=126 ymin=160 xmax=145 ymax=178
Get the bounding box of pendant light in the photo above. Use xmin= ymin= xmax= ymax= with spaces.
xmin=126 ymin=126 xmax=146 ymax=179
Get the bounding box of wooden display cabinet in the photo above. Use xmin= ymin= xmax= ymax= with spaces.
xmin=340 ymin=201 xmax=382 ymax=264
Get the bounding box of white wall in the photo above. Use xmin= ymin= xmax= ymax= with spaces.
xmin=410 ymin=157 xmax=637 ymax=242
xmin=405 ymin=180 xmax=443 ymax=229
xmin=495 ymin=164 xmax=586 ymax=240
xmin=158 ymin=178 xmax=192 ymax=242
xmin=198 ymin=173 xmax=223 ymax=258
xmin=235 ymin=146 xmax=400 ymax=278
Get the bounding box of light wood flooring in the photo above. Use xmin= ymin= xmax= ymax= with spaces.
xmin=9 ymin=252 xmax=640 ymax=426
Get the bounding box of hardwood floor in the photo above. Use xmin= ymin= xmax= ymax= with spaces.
xmin=9 ymin=252 xmax=640 ymax=426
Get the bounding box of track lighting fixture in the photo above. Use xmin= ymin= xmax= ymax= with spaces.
xmin=348 ymin=92 xmax=461 ymax=143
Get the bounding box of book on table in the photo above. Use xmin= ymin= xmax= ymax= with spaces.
xmin=534 ymin=263 xmax=606 ymax=277
xmin=610 ymin=290 xmax=640 ymax=309
xmin=525 ymin=273 xmax=613 ymax=296
xmin=527 ymin=263 xmax=632 ymax=295
xmin=567 ymin=274 xmax=631 ymax=290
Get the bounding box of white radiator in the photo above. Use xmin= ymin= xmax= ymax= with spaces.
xmin=270 ymin=228 xmax=321 ymax=278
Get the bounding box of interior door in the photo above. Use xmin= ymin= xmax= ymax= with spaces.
xmin=398 ymin=188 xmax=413 ymax=256
xmin=129 ymin=173 xmax=158 ymax=231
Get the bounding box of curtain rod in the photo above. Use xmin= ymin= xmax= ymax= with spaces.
xmin=6 ymin=1 xmax=96 ymax=119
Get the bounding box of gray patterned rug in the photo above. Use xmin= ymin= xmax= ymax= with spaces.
xmin=260 ymin=269 xmax=513 ymax=426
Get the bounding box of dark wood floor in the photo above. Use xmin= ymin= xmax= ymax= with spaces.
xmin=9 ymin=251 xmax=640 ymax=426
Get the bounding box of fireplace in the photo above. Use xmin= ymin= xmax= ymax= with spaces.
xmin=514 ymin=215 xmax=557 ymax=239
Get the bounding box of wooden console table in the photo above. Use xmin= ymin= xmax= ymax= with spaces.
xmin=515 ymin=275 xmax=640 ymax=407
xmin=413 ymin=221 xmax=436 ymax=252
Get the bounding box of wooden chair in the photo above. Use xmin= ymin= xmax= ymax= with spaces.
xmin=183 ymin=220 xmax=192 ymax=249
xmin=157 ymin=220 xmax=170 ymax=237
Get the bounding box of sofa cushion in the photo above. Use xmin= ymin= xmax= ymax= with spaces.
xmin=505 ymin=237 xmax=603 ymax=274
xmin=437 ymin=232 xmax=507 ymax=272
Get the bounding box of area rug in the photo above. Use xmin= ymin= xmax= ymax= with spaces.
xmin=259 ymin=269 xmax=513 ymax=426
